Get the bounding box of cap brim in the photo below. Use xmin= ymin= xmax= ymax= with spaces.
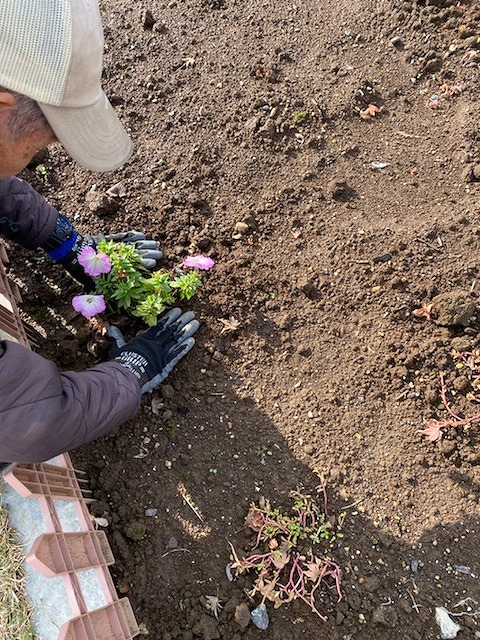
xmin=38 ymin=92 xmax=133 ymax=172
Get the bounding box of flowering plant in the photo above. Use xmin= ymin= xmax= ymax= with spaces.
xmin=72 ymin=240 xmax=213 ymax=326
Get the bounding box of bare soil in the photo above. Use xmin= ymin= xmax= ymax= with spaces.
xmin=11 ymin=0 xmax=480 ymax=638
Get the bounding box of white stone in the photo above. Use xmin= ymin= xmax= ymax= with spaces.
xmin=435 ymin=607 xmax=461 ymax=639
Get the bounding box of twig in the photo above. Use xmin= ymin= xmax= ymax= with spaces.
xmin=178 ymin=488 xmax=205 ymax=524
xmin=395 ymin=130 xmax=421 ymax=139
xmin=342 ymin=497 xmax=366 ymax=510
xmin=161 ymin=548 xmax=191 ymax=558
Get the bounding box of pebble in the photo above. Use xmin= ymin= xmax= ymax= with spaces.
xmin=234 ymin=603 xmax=251 ymax=628
xmin=431 ymin=290 xmax=476 ymax=327
xmin=390 ymin=36 xmax=404 ymax=49
xmin=234 ymin=221 xmax=250 ymax=235
xmin=435 ymin=607 xmax=461 ymax=639
xmin=168 ymin=536 xmax=178 ymax=548
xmin=251 ymin=604 xmax=269 ymax=630
xmin=372 ymin=605 xmax=398 ymax=627
xmin=85 ymin=191 xmax=119 ymax=216
xmin=160 ymin=384 xmax=175 ymax=399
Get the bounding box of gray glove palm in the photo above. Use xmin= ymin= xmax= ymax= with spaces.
xmin=108 ymin=308 xmax=199 ymax=393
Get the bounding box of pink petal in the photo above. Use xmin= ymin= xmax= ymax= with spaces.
xmin=72 ymin=294 xmax=106 ymax=317
xmin=78 ymin=246 xmax=112 ymax=277
xmin=183 ymin=254 xmax=215 ymax=270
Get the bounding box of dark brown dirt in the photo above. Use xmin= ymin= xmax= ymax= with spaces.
xmin=10 ymin=0 xmax=480 ymax=638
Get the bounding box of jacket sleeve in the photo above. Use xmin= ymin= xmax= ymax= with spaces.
xmin=0 ymin=177 xmax=59 ymax=249
xmin=0 ymin=341 xmax=142 ymax=463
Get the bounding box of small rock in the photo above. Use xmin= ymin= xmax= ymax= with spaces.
xmin=461 ymin=165 xmax=475 ymax=183
xmin=257 ymin=118 xmax=276 ymax=138
xmin=390 ymin=36 xmax=404 ymax=50
xmin=251 ymin=604 xmax=269 ymax=630
xmin=473 ymin=165 xmax=480 ymax=181
xmin=435 ymin=607 xmax=461 ymax=639
xmin=125 ymin=521 xmax=146 ymax=541
xmin=234 ymin=603 xmax=251 ymax=628
xmin=430 ymin=290 xmax=476 ymax=327
xmin=234 ymin=221 xmax=250 ymax=235
xmin=327 ymin=178 xmax=355 ymax=201
xmin=372 ymin=605 xmax=398 ymax=627
xmin=85 ymin=191 xmax=119 ymax=216
xmin=160 ymin=384 xmax=175 ymax=399
xmin=244 ymin=116 xmax=260 ymax=135
xmin=141 ymin=9 xmax=156 ymax=29
xmin=167 ymin=536 xmax=178 ymax=548
xmin=106 ymin=181 xmax=127 ymax=198
xmin=373 ymin=252 xmax=392 ymax=263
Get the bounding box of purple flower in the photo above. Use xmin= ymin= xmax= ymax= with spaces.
xmin=72 ymin=294 xmax=106 ymax=317
xmin=183 ymin=254 xmax=215 ymax=270
xmin=78 ymin=246 xmax=112 ymax=277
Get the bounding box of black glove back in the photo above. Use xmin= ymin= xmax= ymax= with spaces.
xmin=108 ymin=308 xmax=199 ymax=393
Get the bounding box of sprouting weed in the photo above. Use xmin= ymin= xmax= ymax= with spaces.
xmin=412 ymin=302 xmax=433 ymax=322
xmin=420 ymin=352 xmax=480 ymax=441
xmin=228 ymin=485 xmax=343 ymax=620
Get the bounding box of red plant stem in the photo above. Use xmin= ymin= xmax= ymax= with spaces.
xmin=433 ymin=372 xmax=480 ymax=429
xmin=318 ymin=476 xmax=329 ymax=515
xmin=440 ymin=372 xmax=463 ymax=421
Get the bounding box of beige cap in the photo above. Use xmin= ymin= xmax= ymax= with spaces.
xmin=0 ymin=0 xmax=133 ymax=172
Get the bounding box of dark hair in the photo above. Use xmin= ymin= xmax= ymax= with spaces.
xmin=1 ymin=88 xmax=52 ymax=141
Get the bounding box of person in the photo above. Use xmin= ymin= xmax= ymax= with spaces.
xmin=0 ymin=0 xmax=199 ymax=464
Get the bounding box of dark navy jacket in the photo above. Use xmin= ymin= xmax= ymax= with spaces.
xmin=0 ymin=178 xmax=140 ymax=463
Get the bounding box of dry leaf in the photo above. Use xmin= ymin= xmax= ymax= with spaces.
xmin=218 ymin=316 xmax=240 ymax=334
xmin=204 ymin=595 xmax=223 ymax=619
xmin=183 ymin=56 xmax=196 ymax=68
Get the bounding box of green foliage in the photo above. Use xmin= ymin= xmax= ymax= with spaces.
xmin=293 ymin=111 xmax=308 ymax=124
xmin=171 ymin=272 xmax=202 ymax=300
xmin=94 ymin=240 xmax=203 ymax=326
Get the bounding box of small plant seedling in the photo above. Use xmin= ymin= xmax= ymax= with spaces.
xmin=228 ymin=484 xmax=344 ymax=620
xmin=293 ymin=111 xmax=308 ymax=124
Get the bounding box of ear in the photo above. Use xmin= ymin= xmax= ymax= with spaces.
xmin=0 ymin=91 xmax=15 ymax=119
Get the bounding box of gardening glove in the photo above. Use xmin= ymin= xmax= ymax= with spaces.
xmin=42 ymin=214 xmax=163 ymax=288
xmin=107 ymin=307 xmax=200 ymax=394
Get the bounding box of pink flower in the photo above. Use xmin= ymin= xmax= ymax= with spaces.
xmin=183 ymin=254 xmax=215 ymax=270
xmin=72 ymin=294 xmax=106 ymax=317
xmin=78 ymin=246 xmax=112 ymax=277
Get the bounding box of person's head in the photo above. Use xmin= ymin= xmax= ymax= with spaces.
xmin=0 ymin=89 xmax=57 ymax=178
xmin=0 ymin=0 xmax=133 ymax=179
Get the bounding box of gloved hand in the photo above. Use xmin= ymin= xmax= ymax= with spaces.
xmin=43 ymin=214 xmax=163 ymax=288
xmin=107 ymin=308 xmax=200 ymax=394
